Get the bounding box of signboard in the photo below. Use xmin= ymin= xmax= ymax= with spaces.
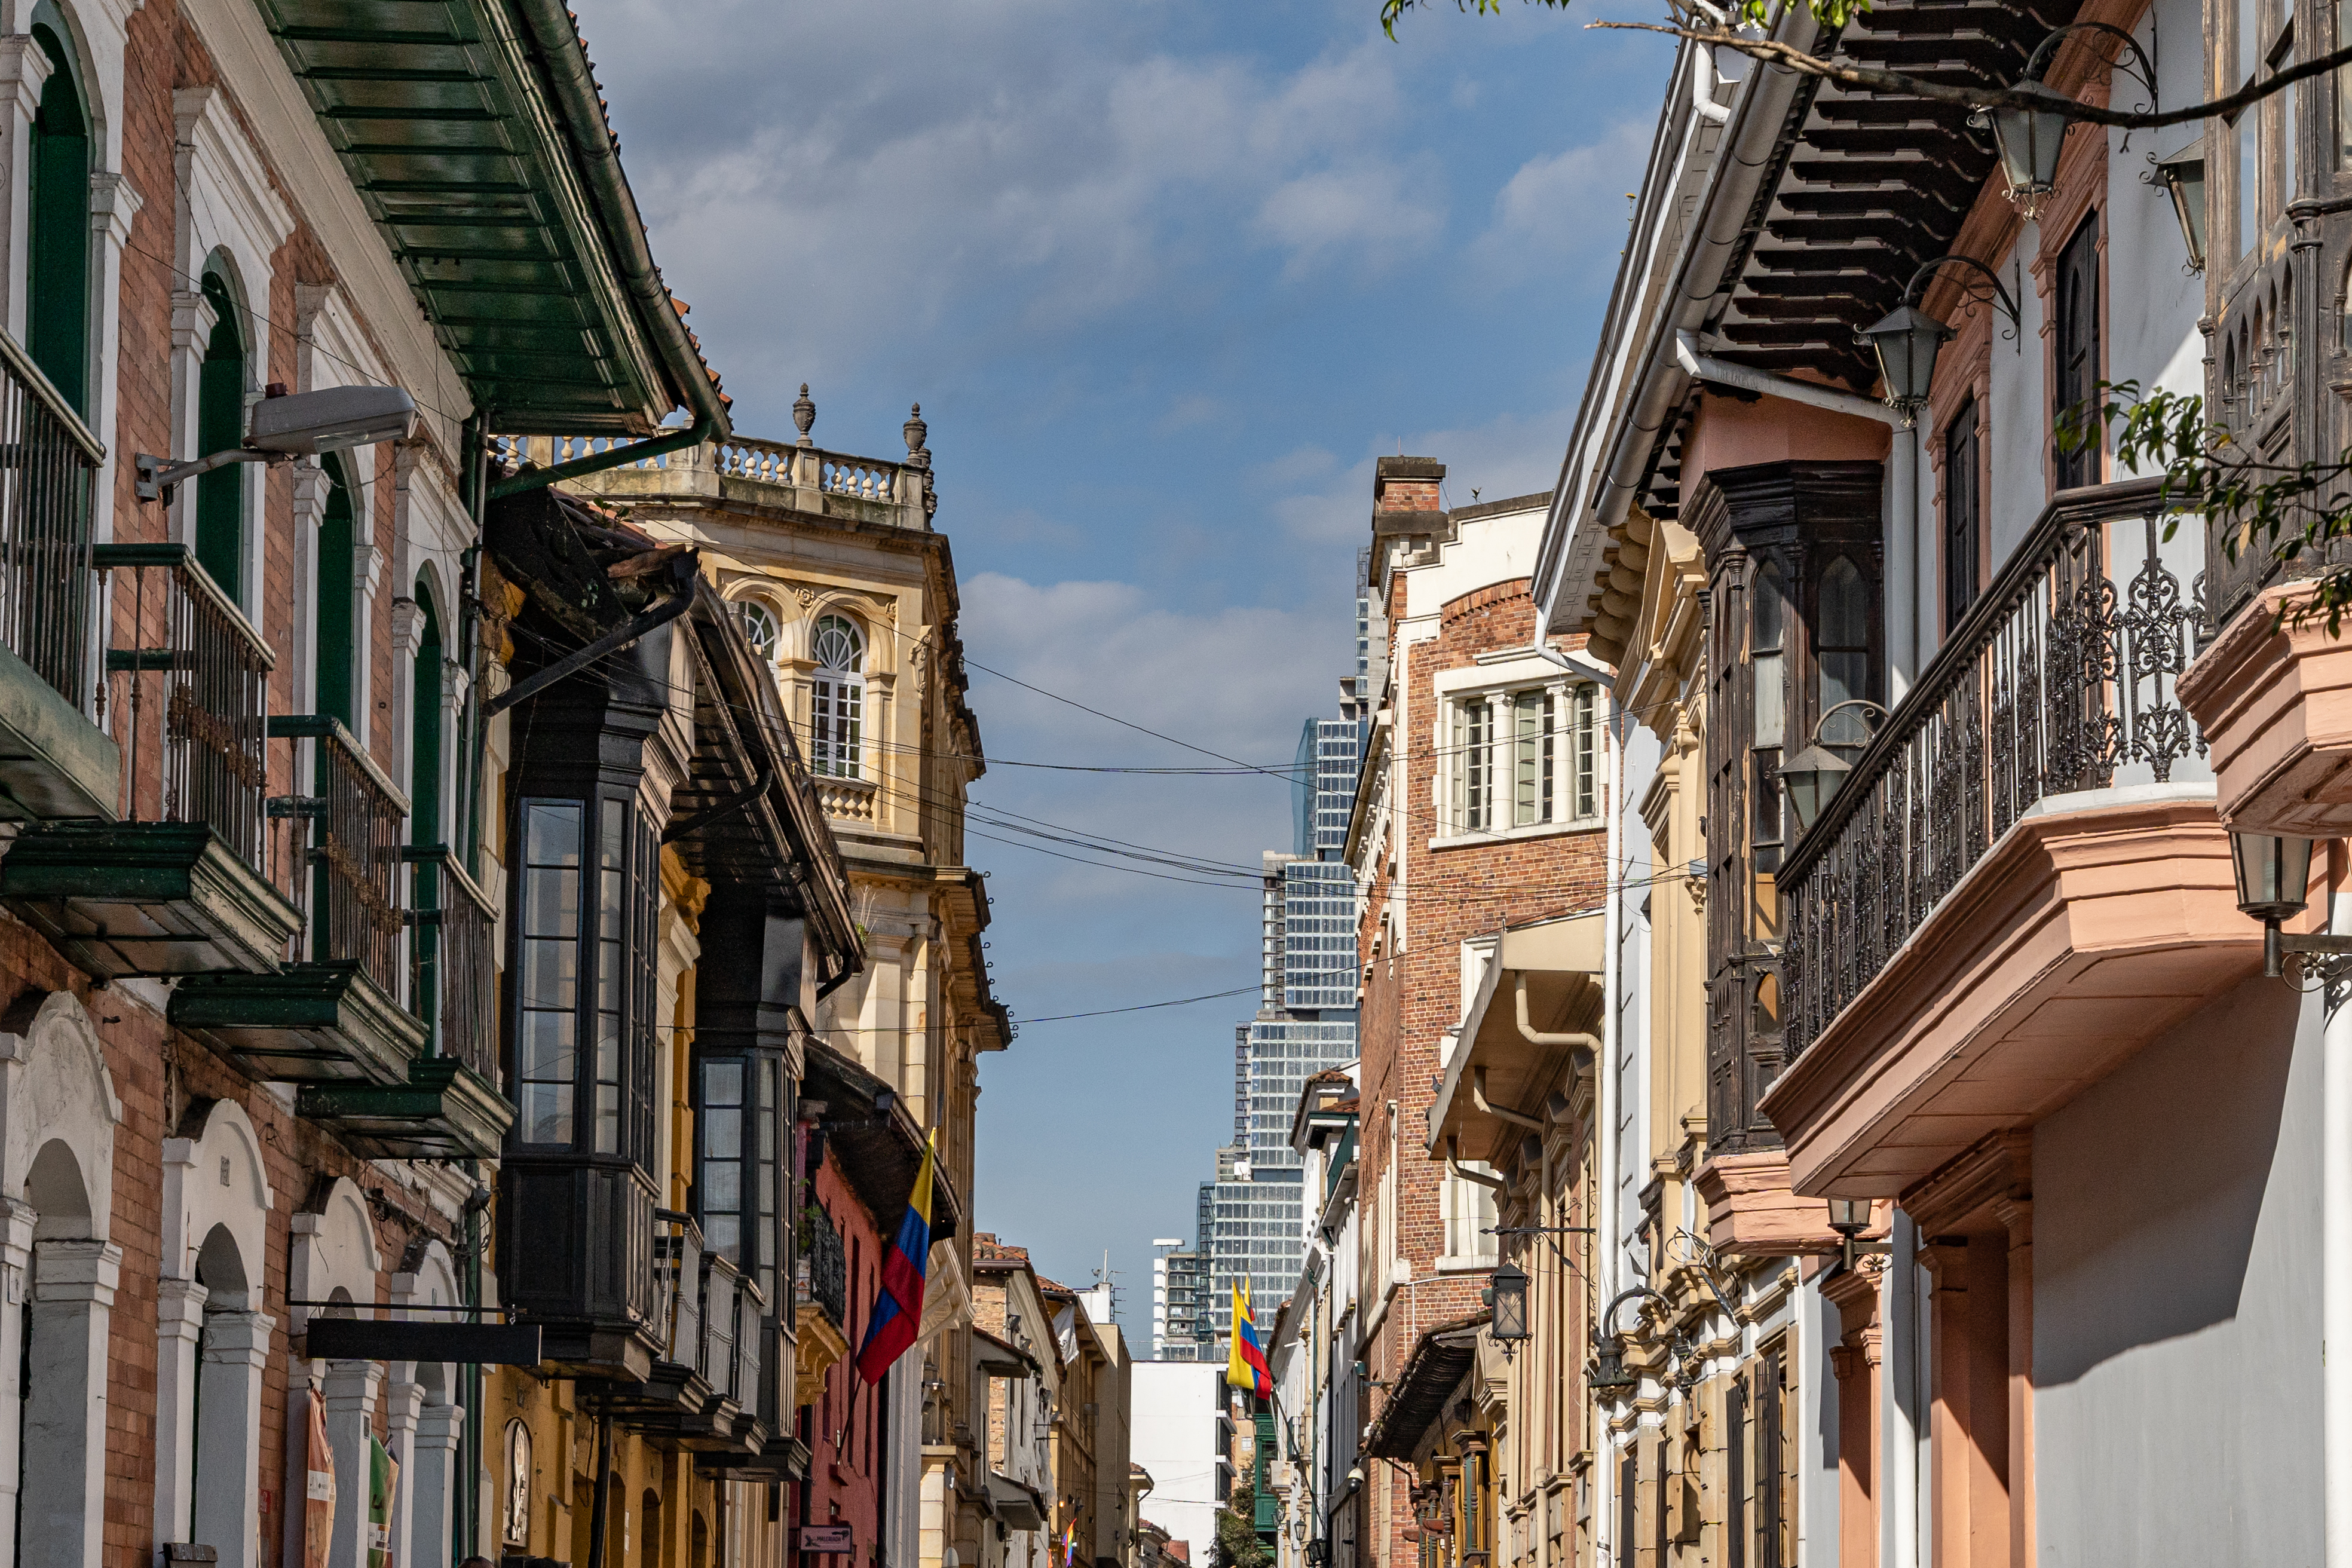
xmin=304 ymin=1318 xmax=543 ymax=1365
xmin=797 ymin=1527 xmax=854 ymax=1555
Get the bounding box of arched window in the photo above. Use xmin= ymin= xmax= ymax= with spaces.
xmin=732 ymin=598 xmax=777 ymax=658
xmin=25 ymin=20 xmax=88 ymax=412
xmin=195 ymin=269 xmax=247 ymax=598
xmin=810 ymin=614 xmax=863 ymax=779
xmin=316 ymin=452 xmax=356 ymax=715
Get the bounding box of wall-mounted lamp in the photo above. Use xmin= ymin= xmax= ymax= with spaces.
xmin=2148 ymin=136 xmax=2207 ymax=273
xmin=1825 ymin=1198 xmax=1894 ymax=1271
xmin=1976 ymin=22 xmax=2160 ymax=220
xmin=136 ymin=383 xmax=418 ymax=504
xmin=2227 ymin=832 xmax=2352 ymax=982
xmin=1589 ymin=1287 xmax=1664 ymax=1402
xmin=1856 ymin=258 xmax=2021 ymax=420
xmin=1483 ymin=1260 xmax=1529 ymax=1356
xmin=1780 ymin=699 xmax=1892 ymax=836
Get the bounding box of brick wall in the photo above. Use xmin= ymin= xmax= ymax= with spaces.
xmin=1354 ymin=568 xmax=1605 ymax=1568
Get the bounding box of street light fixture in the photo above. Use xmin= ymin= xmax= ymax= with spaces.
xmin=1484 ymin=1259 xmax=1529 ymax=1353
xmin=136 ymin=382 xmax=418 ymax=504
xmin=1976 ymin=22 xmax=2161 ymax=220
xmin=1590 ymin=1287 xmax=1664 ymax=1402
xmin=1824 ymin=1198 xmax=1893 ymax=1270
xmin=2149 ymin=136 xmax=2209 ymax=273
xmin=2225 ymin=832 xmax=2352 ymax=981
xmin=1856 ymin=258 xmax=2020 ymax=420
xmin=1779 ymin=699 xmax=1891 ymax=837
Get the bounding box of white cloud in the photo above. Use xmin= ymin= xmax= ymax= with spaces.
xmin=1473 ymin=118 xmax=1655 ymax=283
xmin=1266 ymin=406 xmax=1572 ymax=544
xmin=570 ymin=0 xmax=1444 ymax=419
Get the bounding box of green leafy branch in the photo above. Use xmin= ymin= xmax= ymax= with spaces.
xmin=1379 ymin=0 xmax=2352 ymax=132
xmin=2060 ymin=381 xmax=2352 ymax=635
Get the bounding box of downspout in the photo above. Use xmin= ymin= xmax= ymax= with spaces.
xmin=1594 ymin=690 xmax=1624 ymax=1568
xmin=2326 ymin=865 xmax=2352 ymax=1568
xmin=1473 ymin=1066 xmax=1545 ymax=1132
xmin=1445 ymin=1137 xmax=1506 ymax=1194
xmin=1512 ymin=976 xmax=1599 ymax=1064
xmin=488 ymin=411 xmax=717 ymax=501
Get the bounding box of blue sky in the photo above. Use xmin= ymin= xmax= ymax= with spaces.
xmin=571 ymin=0 xmax=1673 ymax=1330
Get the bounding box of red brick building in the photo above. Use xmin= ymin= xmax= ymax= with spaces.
xmin=1342 ymin=461 xmax=1609 ymax=1568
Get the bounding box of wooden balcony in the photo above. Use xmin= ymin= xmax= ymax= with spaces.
xmin=1763 ymin=480 xmax=2246 ymax=1195
xmin=1 ymin=546 xmax=294 ymax=977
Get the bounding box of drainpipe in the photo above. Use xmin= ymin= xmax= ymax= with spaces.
xmin=1444 ymin=1137 xmax=1506 ymax=1194
xmin=1472 ymin=1066 xmax=1545 ymax=1132
xmin=1594 ymin=691 xmax=1624 ymax=1568
xmin=2326 ymin=874 xmax=2352 ymax=1568
xmin=487 ymin=410 xmax=718 ymax=501
xmin=1689 ymin=44 xmax=1729 ymax=124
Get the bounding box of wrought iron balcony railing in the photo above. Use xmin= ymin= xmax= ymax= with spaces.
xmin=269 ymin=716 xmax=406 ymax=988
xmin=0 ymin=329 xmax=99 ymax=711
xmin=93 ymin=544 xmax=271 ymax=866
xmin=1781 ymin=477 xmax=2207 ymax=1062
xmin=405 ymin=844 xmax=498 ymax=1082
xmin=798 ymin=1202 xmax=847 ymax=1330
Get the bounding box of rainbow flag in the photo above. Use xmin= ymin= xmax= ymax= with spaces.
xmin=1059 ymin=1520 xmax=1077 ymax=1568
xmin=1226 ymin=1278 xmax=1271 ymax=1396
xmin=856 ymin=1132 xmax=937 ymax=1383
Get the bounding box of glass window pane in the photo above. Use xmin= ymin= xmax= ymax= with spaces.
xmin=525 ymin=802 xmax=581 ymax=868
xmin=520 ymin=1082 xmax=572 ymax=1146
xmin=520 ymin=937 xmax=577 ymax=1008
xmin=519 ymin=1009 xmax=575 ymax=1080
xmin=1753 ymin=564 xmax=1785 ymax=653
xmin=1822 ymin=651 xmax=1870 ymax=712
xmin=705 ymin=1215 xmax=739 ymax=1260
xmin=706 ymin=1059 xmax=742 ymax=1107
xmin=521 ymin=867 xmax=578 ymax=941
xmin=1753 ymin=651 xmax=1784 ymax=749
xmin=1821 ymin=558 xmax=1866 ymax=647
xmin=708 ymin=1104 xmax=742 ymax=1159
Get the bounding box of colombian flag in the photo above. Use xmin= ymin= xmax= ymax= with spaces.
xmin=1226 ymin=1278 xmax=1272 ymax=1396
xmin=856 ymin=1132 xmax=936 ymax=1383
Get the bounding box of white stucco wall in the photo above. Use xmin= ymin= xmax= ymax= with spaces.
xmin=2032 ymin=973 xmax=2322 ymax=1566
xmin=1131 ymin=1362 xmax=1226 ymax=1568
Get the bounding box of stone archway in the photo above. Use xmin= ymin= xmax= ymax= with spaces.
xmin=0 ymin=992 xmax=122 ymax=1568
xmin=158 ymin=1098 xmax=277 ymax=1566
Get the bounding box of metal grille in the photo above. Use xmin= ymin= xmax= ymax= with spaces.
xmin=800 ymin=1202 xmax=847 ymax=1328
xmin=408 ymin=844 xmax=498 ymax=1080
xmin=94 ymin=544 xmax=271 ymax=866
xmin=1782 ymin=478 xmax=2205 ymax=1061
xmin=0 ymin=330 xmax=97 ymax=708
xmin=270 ymin=715 xmax=406 ymax=989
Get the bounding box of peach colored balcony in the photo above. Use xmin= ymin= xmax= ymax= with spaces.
xmin=1762 ymin=479 xmax=2256 ymax=1196
xmin=2177 ymin=581 xmax=2352 ymax=837
xmin=1693 ymin=1150 xmax=1843 ymax=1255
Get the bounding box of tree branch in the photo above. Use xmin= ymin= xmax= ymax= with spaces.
xmin=1585 ymin=19 xmax=2352 ymax=130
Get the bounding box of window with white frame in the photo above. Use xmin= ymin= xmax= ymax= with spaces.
xmin=1440 ymin=1163 xmax=1498 ymax=1266
xmin=1443 ymin=680 xmax=1599 ymax=837
xmin=810 ymin=614 xmax=864 ymax=778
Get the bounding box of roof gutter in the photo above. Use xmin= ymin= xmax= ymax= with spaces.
xmin=487 ymin=411 xmax=716 ymax=500
xmin=506 ymin=0 xmax=733 ymax=442
xmin=1528 ymin=13 xmax=1830 ymax=651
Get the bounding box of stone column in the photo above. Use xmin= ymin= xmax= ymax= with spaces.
xmin=408 ymin=1402 xmax=464 ymax=1568
xmin=322 ymin=1359 xmax=384 ymax=1568
xmin=1919 ymin=1239 xmax=1971 ymax=1568
xmin=22 ymin=1239 xmax=121 ymax=1568
xmin=86 ymin=171 xmax=141 ymax=552
xmin=1823 ymin=1266 xmax=1882 ymax=1568
xmin=0 ymin=1196 xmax=35 ymax=1560
xmin=195 ymin=1311 xmax=275 ymax=1568
xmin=382 ymin=1374 xmax=424 ymax=1568
xmin=154 ymin=1277 xmax=211 ymax=1546
xmin=1996 ymin=1196 xmax=2034 ymax=1568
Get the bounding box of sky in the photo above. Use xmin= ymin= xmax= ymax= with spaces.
xmin=568 ymin=0 xmax=1675 ymax=1332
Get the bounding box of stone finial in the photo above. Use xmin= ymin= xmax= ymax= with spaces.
xmin=793 ymin=382 xmax=816 ymax=446
xmin=904 ymin=402 xmax=930 ymax=467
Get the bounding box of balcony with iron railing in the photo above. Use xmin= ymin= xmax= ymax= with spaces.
xmin=791 ymin=1202 xmax=851 ymax=1411
xmin=1759 ymin=478 xmax=2261 ymax=1196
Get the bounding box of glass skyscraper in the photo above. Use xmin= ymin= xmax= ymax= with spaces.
xmin=1202 ymin=670 xmax=1364 ymax=1354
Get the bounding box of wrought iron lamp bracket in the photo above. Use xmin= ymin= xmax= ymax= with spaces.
xmin=2265 ymin=923 xmax=2352 ymax=990
xmin=1900 ymin=255 xmax=2025 ymax=351
xmin=2022 ymin=21 xmax=2160 ymax=133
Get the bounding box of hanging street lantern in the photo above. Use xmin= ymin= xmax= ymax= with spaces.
xmin=1486 ymin=1258 xmax=1529 ymax=1347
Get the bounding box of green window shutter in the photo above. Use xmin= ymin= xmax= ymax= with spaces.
xmin=316 ymin=454 xmax=356 ymax=724
xmin=24 ymin=26 xmax=87 ymax=414
xmin=195 ymin=274 xmax=246 ymax=602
